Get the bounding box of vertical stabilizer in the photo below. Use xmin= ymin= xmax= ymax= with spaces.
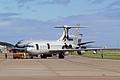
xmin=72 ymin=28 xmax=81 ymax=46
xmin=57 ymin=30 xmax=65 ymax=41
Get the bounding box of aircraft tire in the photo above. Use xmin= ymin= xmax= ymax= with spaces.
xmin=30 ymin=56 xmax=33 ymax=59
xmin=41 ymin=54 xmax=47 ymax=59
xmin=77 ymin=51 xmax=82 ymax=55
xmin=59 ymin=53 xmax=64 ymax=59
xmin=77 ymin=51 xmax=85 ymax=55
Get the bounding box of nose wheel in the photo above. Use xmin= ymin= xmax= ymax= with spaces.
xmin=30 ymin=55 xmax=33 ymax=59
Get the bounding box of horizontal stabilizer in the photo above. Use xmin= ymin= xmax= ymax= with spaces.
xmin=55 ymin=25 xmax=87 ymax=29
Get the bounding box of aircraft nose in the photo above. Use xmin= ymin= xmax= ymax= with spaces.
xmin=15 ymin=43 xmax=25 ymax=48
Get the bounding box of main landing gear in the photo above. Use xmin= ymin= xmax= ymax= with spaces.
xmin=59 ymin=53 xmax=65 ymax=59
xmin=40 ymin=53 xmax=65 ymax=59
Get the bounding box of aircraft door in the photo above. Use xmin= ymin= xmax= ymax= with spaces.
xmin=47 ymin=43 xmax=50 ymax=49
xmin=35 ymin=44 xmax=39 ymax=50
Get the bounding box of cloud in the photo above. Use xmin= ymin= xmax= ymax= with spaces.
xmin=89 ymin=0 xmax=120 ymax=10
xmin=107 ymin=0 xmax=120 ymax=9
xmin=15 ymin=0 xmax=34 ymax=5
xmin=0 ymin=20 xmax=11 ymax=27
xmin=101 ymin=8 xmax=120 ymax=18
xmin=89 ymin=0 xmax=105 ymax=4
xmin=15 ymin=0 xmax=71 ymax=10
xmin=0 ymin=13 xmax=21 ymax=18
xmin=15 ymin=0 xmax=71 ymax=7
xmin=15 ymin=0 xmax=34 ymax=7
xmin=0 ymin=16 xmax=59 ymax=44
xmin=0 ymin=7 xmax=120 ymax=47
xmin=47 ymin=9 xmax=120 ymax=47
xmin=38 ymin=0 xmax=71 ymax=5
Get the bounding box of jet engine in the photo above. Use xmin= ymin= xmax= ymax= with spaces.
xmin=62 ymin=43 xmax=72 ymax=49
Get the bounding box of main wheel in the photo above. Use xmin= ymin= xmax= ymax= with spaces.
xmin=41 ymin=54 xmax=47 ymax=59
xmin=59 ymin=53 xmax=64 ymax=59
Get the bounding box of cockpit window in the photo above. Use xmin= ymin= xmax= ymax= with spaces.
xmin=17 ymin=41 xmax=21 ymax=44
xmin=17 ymin=40 xmax=24 ymax=44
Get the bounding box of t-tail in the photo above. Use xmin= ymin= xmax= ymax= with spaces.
xmin=56 ymin=25 xmax=94 ymax=48
xmin=55 ymin=25 xmax=86 ymax=42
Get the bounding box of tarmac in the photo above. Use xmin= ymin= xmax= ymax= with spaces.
xmin=0 ymin=53 xmax=120 ymax=80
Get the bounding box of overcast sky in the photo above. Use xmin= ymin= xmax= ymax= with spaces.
xmin=0 ymin=0 xmax=120 ymax=47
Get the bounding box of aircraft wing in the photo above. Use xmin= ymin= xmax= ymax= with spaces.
xmin=49 ymin=49 xmax=82 ymax=52
xmin=78 ymin=41 xmax=94 ymax=46
xmin=49 ymin=48 xmax=120 ymax=53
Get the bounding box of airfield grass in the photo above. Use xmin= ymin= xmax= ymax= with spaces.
xmin=0 ymin=59 xmax=5 ymax=63
xmin=76 ymin=50 xmax=120 ymax=60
